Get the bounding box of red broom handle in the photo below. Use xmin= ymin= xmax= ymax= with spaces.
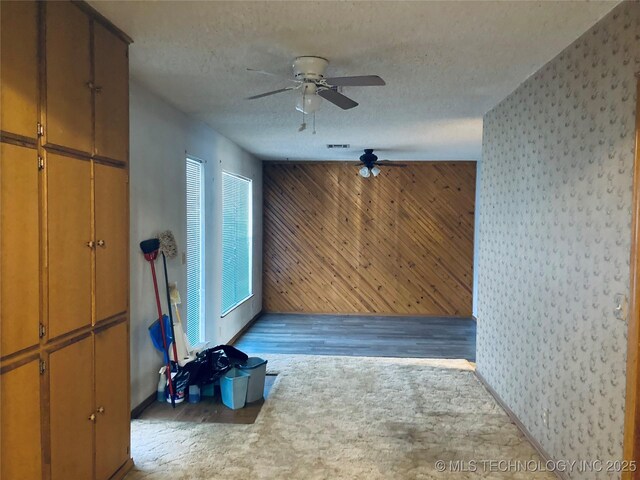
xmin=150 ymin=260 xmax=164 ymax=320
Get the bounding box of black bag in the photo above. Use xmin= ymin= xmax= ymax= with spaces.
xmin=184 ymin=345 xmax=248 ymax=386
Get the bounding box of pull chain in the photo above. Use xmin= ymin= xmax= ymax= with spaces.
xmin=299 ymin=87 xmax=307 ymax=132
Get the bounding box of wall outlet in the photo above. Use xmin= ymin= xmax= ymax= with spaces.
xmin=542 ymin=409 xmax=550 ymax=428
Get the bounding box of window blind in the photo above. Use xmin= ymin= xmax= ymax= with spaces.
xmin=222 ymin=172 xmax=252 ymax=315
xmin=186 ymin=158 xmax=204 ymax=344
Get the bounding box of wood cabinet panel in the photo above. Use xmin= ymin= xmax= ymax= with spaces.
xmin=49 ymin=337 xmax=94 ymax=480
xmin=47 ymin=153 xmax=92 ymax=338
xmin=95 ymin=165 xmax=128 ymax=322
xmin=45 ymin=1 xmax=92 ymax=153
xmin=0 ymin=1 xmax=39 ymax=139
xmin=1 ymin=143 xmax=41 ymax=357
xmin=94 ymin=23 xmax=129 ymax=163
xmin=0 ymin=359 xmax=42 ymax=480
xmin=95 ymin=322 xmax=129 ymax=479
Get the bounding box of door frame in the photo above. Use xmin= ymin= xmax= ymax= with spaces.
xmin=624 ymin=74 xmax=640 ymax=479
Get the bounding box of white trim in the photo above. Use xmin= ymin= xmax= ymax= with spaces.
xmin=221 ymin=294 xmax=254 ymax=318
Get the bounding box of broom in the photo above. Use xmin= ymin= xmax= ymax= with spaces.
xmin=140 ymin=238 xmax=175 ymax=406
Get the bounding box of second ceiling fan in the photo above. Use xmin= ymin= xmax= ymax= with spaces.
xmin=247 ymin=56 xmax=386 ymax=114
xmin=354 ymin=149 xmax=407 ymax=178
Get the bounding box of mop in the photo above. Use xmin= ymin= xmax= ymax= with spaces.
xmin=158 ymin=230 xmax=180 ymax=364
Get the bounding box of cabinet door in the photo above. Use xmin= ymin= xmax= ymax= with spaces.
xmin=0 ymin=1 xmax=38 ymax=139
xmin=95 ymin=164 xmax=128 ymax=322
xmin=45 ymin=1 xmax=92 ymax=153
xmin=49 ymin=337 xmax=94 ymax=480
xmin=94 ymin=22 xmax=129 ymax=163
xmin=0 ymin=359 xmax=43 ymax=480
xmin=48 ymin=153 xmax=92 ymax=338
xmin=95 ymin=322 xmax=130 ymax=479
xmin=1 ymin=144 xmax=40 ymax=357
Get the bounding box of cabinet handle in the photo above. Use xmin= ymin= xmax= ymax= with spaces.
xmin=97 ymin=239 xmax=106 ymax=247
xmin=88 ymin=413 xmax=96 ymax=422
xmin=97 ymin=406 xmax=105 ymax=414
xmin=95 ymin=86 xmax=103 ymax=94
xmin=86 ymin=81 xmax=94 ymax=90
xmin=86 ymin=240 xmax=95 ymax=249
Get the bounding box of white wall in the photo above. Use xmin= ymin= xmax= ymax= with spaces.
xmin=129 ymin=80 xmax=263 ymax=409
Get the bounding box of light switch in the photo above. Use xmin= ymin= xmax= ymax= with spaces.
xmin=614 ymin=293 xmax=628 ymax=321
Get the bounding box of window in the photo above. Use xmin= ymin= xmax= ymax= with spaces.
xmin=186 ymin=158 xmax=204 ymax=344
xmin=221 ymin=172 xmax=252 ymax=315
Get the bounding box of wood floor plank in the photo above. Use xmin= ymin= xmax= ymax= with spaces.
xmin=234 ymin=313 xmax=476 ymax=361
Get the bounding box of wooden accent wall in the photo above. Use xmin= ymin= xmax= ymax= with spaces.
xmin=263 ymin=162 xmax=476 ymax=315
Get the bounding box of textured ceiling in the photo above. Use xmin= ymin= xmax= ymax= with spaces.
xmin=90 ymin=1 xmax=616 ymax=161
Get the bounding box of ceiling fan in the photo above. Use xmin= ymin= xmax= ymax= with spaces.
xmin=354 ymin=149 xmax=406 ymax=178
xmin=247 ymin=56 xmax=385 ymax=118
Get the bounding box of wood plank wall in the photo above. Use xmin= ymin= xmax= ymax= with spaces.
xmin=262 ymin=161 xmax=476 ymax=316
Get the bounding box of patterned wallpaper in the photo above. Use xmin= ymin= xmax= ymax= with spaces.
xmin=476 ymin=3 xmax=639 ymax=479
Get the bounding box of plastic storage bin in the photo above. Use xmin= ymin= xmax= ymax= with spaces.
xmin=238 ymin=357 xmax=268 ymax=403
xmin=220 ymin=368 xmax=249 ymax=410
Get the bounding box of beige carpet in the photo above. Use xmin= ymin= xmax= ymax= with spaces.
xmin=126 ymin=355 xmax=555 ymax=480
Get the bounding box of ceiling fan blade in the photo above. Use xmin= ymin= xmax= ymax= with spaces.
xmin=317 ymin=88 xmax=358 ymax=110
xmin=324 ymin=75 xmax=386 ymax=87
xmin=246 ymin=87 xmax=296 ymax=100
xmin=247 ymin=68 xmax=300 ymax=83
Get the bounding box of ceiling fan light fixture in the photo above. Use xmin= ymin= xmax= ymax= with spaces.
xmin=359 ymin=166 xmax=371 ymax=178
xmin=371 ymin=166 xmax=381 ymax=177
xmin=295 ymin=93 xmax=322 ymax=114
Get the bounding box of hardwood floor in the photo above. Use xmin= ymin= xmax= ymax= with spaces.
xmin=234 ymin=313 xmax=476 ymax=361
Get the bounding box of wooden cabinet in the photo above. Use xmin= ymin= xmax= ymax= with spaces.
xmin=47 ymin=153 xmax=93 ymax=339
xmin=49 ymin=337 xmax=94 ymax=480
xmin=95 ymin=164 xmax=129 ymax=322
xmin=49 ymin=322 xmax=130 ymax=480
xmin=0 ymin=1 xmax=39 ymax=139
xmin=1 ymin=2 xmax=132 ymax=479
xmin=1 ymin=143 xmax=41 ymax=358
xmin=0 ymin=359 xmax=43 ymax=480
xmin=95 ymin=322 xmax=130 ymax=479
xmin=94 ymin=23 xmax=129 ymax=163
xmin=45 ymin=1 xmax=93 ymax=154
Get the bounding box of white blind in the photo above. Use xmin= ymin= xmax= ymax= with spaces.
xmin=221 ymin=172 xmax=252 ymax=315
xmin=186 ymin=158 xmax=204 ymax=344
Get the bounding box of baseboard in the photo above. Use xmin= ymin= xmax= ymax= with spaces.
xmin=110 ymin=457 xmax=134 ymax=480
xmin=475 ymin=370 xmax=567 ymax=480
xmin=262 ymin=310 xmax=473 ymax=319
xmin=131 ymin=392 xmax=156 ymax=419
xmin=229 ymin=309 xmax=263 ymax=346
